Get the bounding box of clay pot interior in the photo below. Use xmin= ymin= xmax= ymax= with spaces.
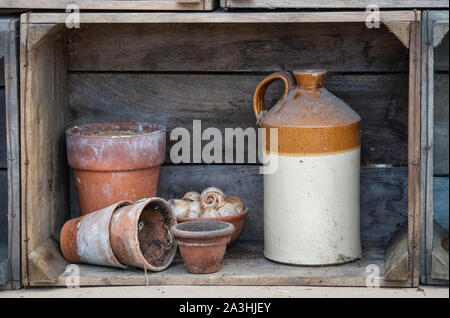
xmin=67 ymin=122 xmax=164 ymax=137
xmin=136 ymin=202 xmax=175 ymax=268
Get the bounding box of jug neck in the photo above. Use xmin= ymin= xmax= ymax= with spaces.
xmin=293 ymin=70 xmax=326 ymax=89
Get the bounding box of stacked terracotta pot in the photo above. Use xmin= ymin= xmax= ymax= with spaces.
xmin=61 ymin=122 xmax=177 ymax=271
xmin=60 ymin=198 xmax=177 ymax=271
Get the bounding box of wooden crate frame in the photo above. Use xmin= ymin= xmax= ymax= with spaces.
xmin=20 ymin=10 xmax=422 ymax=287
xmin=420 ymin=10 xmax=449 ymax=286
xmin=220 ymin=0 xmax=448 ymax=9
xmin=0 ymin=0 xmax=218 ymax=11
xmin=0 ymin=16 xmax=21 ymax=290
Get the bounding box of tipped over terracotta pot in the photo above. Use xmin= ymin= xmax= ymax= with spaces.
xmin=66 ymin=122 xmax=166 ymax=215
xmin=60 ymin=198 xmax=177 ymax=271
xmin=170 ymin=221 xmax=234 ymax=274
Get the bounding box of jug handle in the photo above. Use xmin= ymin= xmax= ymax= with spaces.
xmin=253 ymin=71 xmax=295 ymax=122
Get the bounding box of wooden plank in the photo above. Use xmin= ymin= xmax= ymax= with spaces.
xmin=24 ymin=11 xmax=419 ymax=25
xmin=68 ymin=23 xmax=409 ymax=72
xmin=20 ymin=22 xmax=70 ymax=286
xmin=68 ymin=73 xmax=409 ymax=165
xmin=30 ymin=242 xmax=409 ymax=287
xmin=221 ymin=0 xmax=448 ymax=9
xmin=3 ymin=18 xmax=21 ymax=290
xmin=407 ymin=19 xmax=422 ymax=288
xmin=0 ymin=170 xmax=7 ymax=245
xmin=0 ymin=88 xmax=5 ymax=169
xmin=434 ymin=32 xmax=449 ymax=71
xmin=420 ymin=10 xmax=434 ymax=285
xmin=66 ymin=166 xmax=409 ymax=245
xmin=1 ymin=0 xmax=218 ymax=11
xmin=434 ymin=74 xmax=449 ymax=175
xmin=434 ymin=177 xmax=449 ymax=231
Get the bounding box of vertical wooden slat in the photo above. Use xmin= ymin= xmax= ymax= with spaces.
xmin=408 ymin=13 xmax=422 ymax=288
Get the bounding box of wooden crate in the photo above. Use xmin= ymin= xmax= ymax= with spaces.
xmin=420 ymin=10 xmax=449 ymax=286
xmin=0 ymin=0 xmax=218 ymax=11
xmin=221 ymin=0 xmax=448 ymax=9
xmin=20 ymin=11 xmax=422 ymax=287
xmin=0 ymin=16 xmax=20 ymax=290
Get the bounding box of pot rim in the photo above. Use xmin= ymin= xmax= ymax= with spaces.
xmin=66 ymin=121 xmax=166 ymax=139
xmin=170 ymin=220 xmax=235 ymax=240
xmin=121 ymin=197 xmax=177 ymax=271
xmin=176 ymin=209 xmax=248 ymax=223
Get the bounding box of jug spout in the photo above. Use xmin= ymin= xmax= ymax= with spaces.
xmin=293 ymin=70 xmax=327 ymax=89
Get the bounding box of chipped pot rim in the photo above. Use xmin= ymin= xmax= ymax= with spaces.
xmin=66 ymin=121 xmax=166 ymax=139
xmin=170 ymin=220 xmax=235 ymax=240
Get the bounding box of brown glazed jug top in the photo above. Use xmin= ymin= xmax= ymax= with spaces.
xmin=259 ymin=70 xmax=361 ymax=128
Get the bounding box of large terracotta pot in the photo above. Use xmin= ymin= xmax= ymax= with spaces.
xmin=254 ymin=70 xmax=361 ymax=265
xmin=66 ymin=122 xmax=166 ymax=215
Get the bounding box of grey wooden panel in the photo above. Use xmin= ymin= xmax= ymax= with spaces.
xmin=68 ymin=166 xmax=408 ymax=246
xmin=434 ymin=74 xmax=449 ymax=175
xmin=0 ymin=170 xmax=7 ymax=245
xmin=220 ymin=0 xmax=449 ymax=9
xmin=0 ymin=88 xmax=5 ymax=169
xmin=435 ymin=33 xmax=449 ymax=72
xmin=68 ymin=73 xmax=408 ymax=166
xmin=434 ymin=177 xmax=449 ymax=232
xmin=67 ymin=23 xmax=409 ymax=72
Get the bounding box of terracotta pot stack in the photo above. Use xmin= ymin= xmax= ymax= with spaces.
xmin=60 ymin=198 xmax=177 ymax=271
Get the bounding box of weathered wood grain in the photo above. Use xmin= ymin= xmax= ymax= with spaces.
xmin=220 ymin=0 xmax=448 ymax=9
xmin=435 ymin=33 xmax=449 ymax=71
xmin=1 ymin=0 xmax=218 ymax=11
xmin=21 ymin=27 xmax=70 ymax=286
xmin=0 ymin=170 xmax=7 ymax=245
xmin=434 ymin=177 xmax=449 ymax=232
xmin=25 ymin=11 xmax=419 ymax=25
xmin=67 ymin=23 xmax=409 ymax=72
xmin=0 ymin=87 xmax=5 ymax=169
xmin=68 ymin=73 xmax=409 ymax=166
xmin=67 ymin=166 xmax=409 ymax=245
xmin=41 ymin=244 xmax=408 ymax=287
xmin=434 ymin=74 xmax=449 ymax=175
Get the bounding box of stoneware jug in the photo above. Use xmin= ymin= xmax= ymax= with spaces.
xmin=254 ymin=70 xmax=361 ymax=265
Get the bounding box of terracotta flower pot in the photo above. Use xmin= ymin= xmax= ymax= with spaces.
xmin=170 ymin=221 xmax=234 ymax=274
xmin=177 ymin=210 xmax=248 ymax=244
xmin=110 ymin=197 xmax=177 ymax=271
xmin=60 ymin=200 xmax=132 ymax=268
xmin=60 ymin=198 xmax=177 ymax=271
xmin=66 ymin=122 xmax=166 ymax=215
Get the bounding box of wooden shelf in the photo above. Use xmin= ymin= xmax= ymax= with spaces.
xmin=220 ymin=0 xmax=448 ymax=9
xmin=36 ymin=241 xmax=409 ymax=287
xmin=23 ymin=10 xmax=419 ymax=24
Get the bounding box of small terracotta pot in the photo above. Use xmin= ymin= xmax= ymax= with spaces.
xmin=170 ymin=221 xmax=234 ymax=274
xmin=66 ymin=122 xmax=166 ymax=215
xmin=60 ymin=200 xmax=132 ymax=268
xmin=177 ymin=210 xmax=248 ymax=244
xmin=110 ymin=197 xmax=177 ymax=271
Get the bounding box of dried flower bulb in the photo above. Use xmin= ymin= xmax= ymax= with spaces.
xmin=187 ymin=201 xmax=201 ymax=219
xmin=168 ymin=199 xmax=190 ymax=219
xmin=201 ymin=208 xmax=220 ymax=219
xmin=217 ymin=202 xmax=237 ymax=217
xmin=200 ymin=187 xmax=226 ymax=210
xmin=227 ymin=197 xmax=244 ymax=214
xmin=182 ymin=191 xmax=200 ymax=202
